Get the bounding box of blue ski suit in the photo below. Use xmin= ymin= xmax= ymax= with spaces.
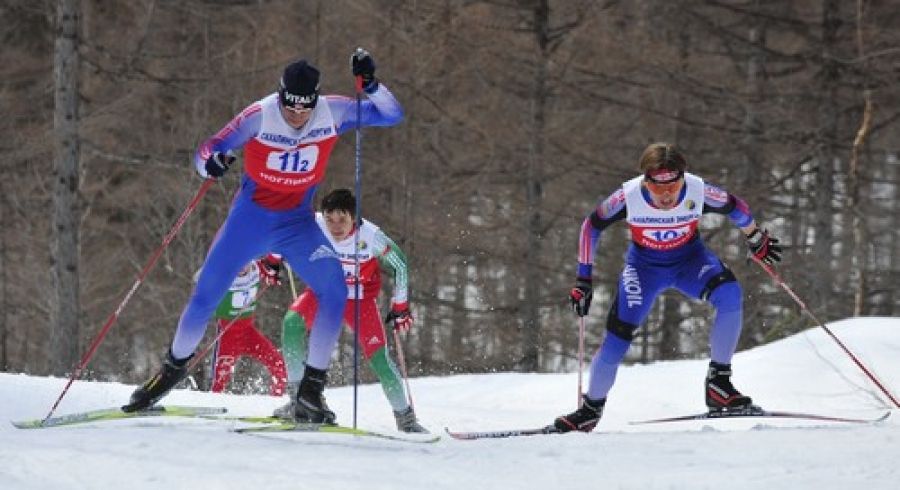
xmin=577 ymin=173 xmax=754 ymax=400
xmin=170 ymin=85 xmax=403 ymax=372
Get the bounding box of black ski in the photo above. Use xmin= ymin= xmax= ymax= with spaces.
xmin=630 ymin=406 xmax=891 ymax=425
xmin=444 ymin=425 xmax=561 ymax=440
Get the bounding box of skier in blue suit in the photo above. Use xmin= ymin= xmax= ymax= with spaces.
xmin=125 ymin=49 xmax=403 ymax=425
xmin=554 ymin=142 xmax=782 ymax=432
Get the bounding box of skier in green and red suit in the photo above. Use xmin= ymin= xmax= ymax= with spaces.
xmin=273 ymin=188 xmax=428 ymax=433
xmin=207 ymin=256 xmax=287 ymax=396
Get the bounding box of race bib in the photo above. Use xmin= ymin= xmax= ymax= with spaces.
xmin=230 ymin=286 xmax=258 ymax=309
xmin=641 ymin=225 xmax=692 ymax=245
xmin=265 ymin=146 xmax=320 ymax=174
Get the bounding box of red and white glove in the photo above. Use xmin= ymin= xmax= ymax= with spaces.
xmin=746 ymin=229 xmax=782 ymax=266
xmin=385 ymin=302 xmax=413 ymax=332
xmin=569 ymin=277 xmax=593 ymax=317
xmin=257 ymin=254 xmax=283 ymax=287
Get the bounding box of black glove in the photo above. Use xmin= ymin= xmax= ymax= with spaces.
xmin=350 ymin=47 xmax=378 ymax=93
xmin=204 ymin=152 xmax=234 ymax=178
xmin=746 ymin=228 xmax=782 ymax=266
xmin=569 ymin=277 xmax=593 ymax=317
xmin=257 ymin=254 xmax=283 ymax=287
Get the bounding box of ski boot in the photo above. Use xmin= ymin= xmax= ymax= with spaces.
xmin=272 ymin=381 xmax=300 ymax=420
xmin=553 ymin=395 xmax=606 ymax=433
xmin=122 ymin=350 xmax=193 ymax=412
xmin=705 ymin=361 xmax=753 ymax=412
xmin=293 ymin=365 xmax=336 ymax=424
xmin=394 ymin=406 xmax=429 ymax=433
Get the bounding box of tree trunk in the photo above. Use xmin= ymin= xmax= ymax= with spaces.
xmin=812 ymin=0 xmax=841 ymax=316
xmin=521 ymin=0 xmax=550 ymax=372
xmin=50 ymin=0 xmax=81 ymax=376
xmin=742 ymin=3 xmax=766 ymax=192
xmin=848 ymin=1 xmax=872 ymax=316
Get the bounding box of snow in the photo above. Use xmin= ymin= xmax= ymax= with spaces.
xmin=1 ymin=317 xmax=898 ymax=490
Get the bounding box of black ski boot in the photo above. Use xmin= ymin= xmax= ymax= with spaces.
xmin=705 ymin=361 xmax=753 ymax=411
xmin=394 ymin=406 xmax=429 ymax=433
xmin=293 ymin=365 xmax=336 ymax=424
xmin=553 ymin=395 xmax=605 ymax=433
xmin=122 ymin=350 xmax=193 ymax=412
xmin=272 ymin=381 xmax=300 ymax=420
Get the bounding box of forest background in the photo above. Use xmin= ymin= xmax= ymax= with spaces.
xmin=1 ymin=0 xmax=898 ymax=391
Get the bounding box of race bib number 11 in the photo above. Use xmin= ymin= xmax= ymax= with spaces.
xmin=266 ymin=146 xmax=319 ymax=173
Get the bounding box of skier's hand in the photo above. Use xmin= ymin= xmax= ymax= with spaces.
xmin=257 ymin=254 xmax=283 ymax=287
xmin=350 ymin=47 xmax=378 ymax=93
xmin=746 ymin=229 xmax=782 ymax=266
xmin=569 ymin=277 xmax=593 ymax=317
xmin=203 ymin=151 xmax=234 ymax=179
xmin=385 ymin=302 xmax=413 ymax=332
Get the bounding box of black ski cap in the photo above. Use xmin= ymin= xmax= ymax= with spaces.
xmin=279 ymin=60 xmax=320 ymax=109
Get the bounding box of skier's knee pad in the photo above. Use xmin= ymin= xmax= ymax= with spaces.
xmin=605 ymin=301 xmax=638 ymax=342
xmin=700 ymin=267 xmax=737 ymax=301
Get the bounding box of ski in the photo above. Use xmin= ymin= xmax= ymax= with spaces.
xmin=444 ymin=425 xmax=561 ymax=440
xmin=234 ymin=421 xmax=441 ymax=444
xmin=630 ymin=406 xmax=891 ymax=425
xmin=202 ymin=414 xmax=283 ymax=424
xmin=12 ymin=405 xmax=228 ymax=429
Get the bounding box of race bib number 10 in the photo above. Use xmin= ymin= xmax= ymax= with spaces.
xmin=266 ymin=146 xmax=320 ymax=173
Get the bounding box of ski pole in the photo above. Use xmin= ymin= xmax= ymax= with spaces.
xmin=752 ymin=257 xmax=900 ymax=408
xmin=187 ymin=283 xmax=270 ymax=374
xmin=577 ymin=316 xmax=586 ymax=408
xmin=351 ymin=72 xmax=364 ymax=429
xmin=392 ymin=328 xmax=416 ymax=411
xmin=285 ymin=263 xmax=299 ymax=299
xmin=43 ymin=178 xmax=215 ymax=423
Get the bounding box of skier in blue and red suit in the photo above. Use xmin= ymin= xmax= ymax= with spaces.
xmin=124 ymin=48 xmax=403 ymax=424
xmin=553 ymin=142 xmax=782 ymax=432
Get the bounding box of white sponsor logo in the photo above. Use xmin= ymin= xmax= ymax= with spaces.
xmin=309 ymin=245 xmax=339 ymax=262
xmin=622 ymin=264 xmax=643 ymax=307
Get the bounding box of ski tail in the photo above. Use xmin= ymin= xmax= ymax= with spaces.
xmin=444 ymin=425 xmax=561 ymax=440
xmin=235 ymin=422 xmax=441 ymax=444
xmin=12 ymin=405 xmax=227 ymax=429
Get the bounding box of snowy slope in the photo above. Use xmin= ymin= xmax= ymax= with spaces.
xmin=1 ymin=317 xmax=898 ymax=490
